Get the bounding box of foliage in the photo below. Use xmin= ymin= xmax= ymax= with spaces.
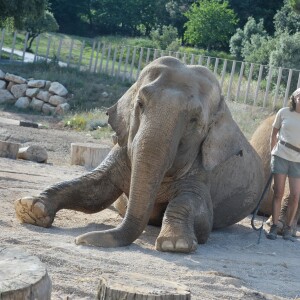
xmin=0 ymin=0 xmax=48 ymax=28
xmin=184 ymin=0 xmax=238 ymax=50
xmin=17 ymin=11 xmax=59 ymax=51
xmin=229 ymin=17 xmax=268 ymax=60
xmin=227 ymin=0 xmax=284 ymax=35
xmin=289 ymin=0 xmax=300 ymax=12
xmin=274 ymin=0 xmax=300 ymax=34
xmin=269 ymin=32 xmax=300 ymax=91
xmin=150 ymin=25 xmax=180 ymax=51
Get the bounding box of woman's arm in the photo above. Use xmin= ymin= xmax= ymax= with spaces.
xmin=270 ymin=127 xmax=279 ymax=152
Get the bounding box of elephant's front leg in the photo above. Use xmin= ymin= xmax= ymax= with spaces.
xmin=155 ymin=182 xmax=213 ymax=253
xmin=15 ymin=146 xmax=129 ymax=228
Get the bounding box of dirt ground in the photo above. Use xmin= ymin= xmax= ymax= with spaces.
xmin=0 ymin=111 xmax=299 ymax=300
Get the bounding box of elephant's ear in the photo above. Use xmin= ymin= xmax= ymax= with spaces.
xmin=202 ymin=97 xmax=242 ymax=171
xmin=107 ymin=83 xmax=137 ymax=146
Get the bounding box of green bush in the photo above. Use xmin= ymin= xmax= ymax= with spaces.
xmin=150 ymin=25 xmax=180 ymax=51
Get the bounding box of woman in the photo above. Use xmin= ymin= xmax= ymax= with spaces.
xmin=267 ymin=88 xmax=300 ymax=241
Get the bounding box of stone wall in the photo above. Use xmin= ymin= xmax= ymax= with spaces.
xmin=0 ymin=69 xmax=70 ymax=115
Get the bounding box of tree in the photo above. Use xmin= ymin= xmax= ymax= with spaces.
xmin=227 ymin=0 xmax=284 ymax=34
xmin=229 ymin=17 xmax=268 ymax=59
xmin=0 ymin=0 xmax=48 ymax=28
xmin=184 ymin=0 xmax=238 ymax=50
xmin=289 ymin=0 xmax=300 ymax=12
xmin=274 ymin=0 xmax=300 ymax=34
xmin=17 ymin=11 xmax=58 ymax=51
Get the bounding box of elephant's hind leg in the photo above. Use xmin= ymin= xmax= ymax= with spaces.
xmin=155 ymin=184 xmax=213 ymax=253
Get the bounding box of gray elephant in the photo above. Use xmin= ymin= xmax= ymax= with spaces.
xmin=15 ymin=57 xmax=264 ymax=253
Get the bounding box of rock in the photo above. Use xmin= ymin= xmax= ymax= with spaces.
xmin=19 ymin=121 xmax=39 ymax=128
xmin=102 ymin=91 xmax=109 ymax=98
xmin=0 ymin=90 xmax=14 ymax=104
xmin=18 ymin=145 xmax=48 ymax=163
xmin=7 ymin=81 xmax=15 ymax=91
xmin=0 ymin=79 xmax=6 ymax=89
xmin=15 ymin=97 xmax=31 ymax=109
xmin=28 ymin=79 xmax=46 ymax=88
xmin=36 ymin=90 xmax=50 ymax=102
xmin=49 ymin=95 xmax=67 ymax=106
xmin=0 ymin=140 xmax=20 ymax=159
xmin=30 ymin=98 xmax=44 ymax=111
xmin=49 ymin=82 xmax=68 ymax=96
xmin=5 ymin=73 xmax=27 ymax=84
xmin=55 ymin=103 xmax=70 ymax=115
xmin=0 ymin=69 xmax=5 ymax=79
xmin=42 ymin=103 xmax=56 ymax=115
xmin=11 ymin=84 xmax=27 ymax=98
xmin=45 ymin=81 xmax=51 ymax=90
xmin=26 ymin=87 xmax=39 ymax=98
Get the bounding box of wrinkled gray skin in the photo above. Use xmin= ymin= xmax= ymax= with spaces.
xmin=15 ymin=57 xmax=264 ymax=253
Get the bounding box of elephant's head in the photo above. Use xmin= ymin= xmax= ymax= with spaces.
xmin=106 ymin=56 xmax=241 ymax=245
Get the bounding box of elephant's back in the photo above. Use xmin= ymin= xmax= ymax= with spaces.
xmin=210 ymin=139 xmax=264 ymax=228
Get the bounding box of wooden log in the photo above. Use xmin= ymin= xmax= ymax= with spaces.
xmin=0 ymin=247 xmax=52 ymax=300
xmin=97 ymin=272 xmax=191 ymax=300
xmin=71 ymin=143 xmax=111 ymax=169
xmin=0 ymin=140 xmax=20 ymax=159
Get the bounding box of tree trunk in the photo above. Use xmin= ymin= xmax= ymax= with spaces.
xmin=97 ymin=272 xmax=191 ymax=300
xmin=71 ymin=142 xmax=111 ymax=169
xmin=0 ymin=247 xmax=52 ymax=300
xmin=0 ymin=140 xmax=20 ymax=159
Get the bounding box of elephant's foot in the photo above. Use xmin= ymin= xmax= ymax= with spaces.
xmin=15 ymin=196 xmax=54 ymax=228
xmin=155 ymin=224 xmax=198 ymax=253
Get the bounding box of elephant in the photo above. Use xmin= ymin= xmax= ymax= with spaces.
xmin=250 ymin=115 xmax=300 ymax=236
xmin=15 ymin=56 xmax=264 ymax=253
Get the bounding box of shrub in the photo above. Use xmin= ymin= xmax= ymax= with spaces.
xmin=150 ymin=25 xmax=180 ymax=51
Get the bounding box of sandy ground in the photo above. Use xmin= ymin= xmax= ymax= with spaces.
xmin=0 ymin=112 xmax=299 ymax=300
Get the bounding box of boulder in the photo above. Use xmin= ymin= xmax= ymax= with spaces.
xmin=28 ymin=79 xmax=46 ymax=88
xmin=45 ymin=81 xmax=51 ymax=90
xmin=15 ymin=97 xmax=31 ymax=109
xmin=5 ymin=73 xmax=27 ymax=84
xmin=42 ymin=103 xmax=56 ymax=115
xmin=55 ymin=102 xmax=70 ymax=115
xmin=26 ymin=87 xmax=39 ymax=98
xmin=49 ymin=95 xmax=67 ymax=106
xmin=36 ymin=90 xmax=50 ymax=102
xmin=0 ymin=80 xmax=6 ymax=89
xmin=0 ymin=69 xmax=5 ymax=79
xmin=7 ymin=81 xmax=15 ymax=91
xmin=11 ymin=84 xmax=28 ymax=98
xmin=17 ymin=145 xmax=48 ymax=163
xmin=30 ymin=98 xmax=44 ymax=111
xmin=49 ymin=82 xmax=68 ymax=96
xmin=0 ymin=90 xmax=14 ymax=104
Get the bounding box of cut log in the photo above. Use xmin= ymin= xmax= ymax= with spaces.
xmin=0 ymin=247 xmax=52 ymax=300
xmin=0 ymin=140 xmax=20 ymax=159
xmin=97 ymin=272 xmax=191 ymax=300
xmin=17 ymin=145 xmax=48 ymax=163
xmin=71 ymin=143 xmax=111 ymax=169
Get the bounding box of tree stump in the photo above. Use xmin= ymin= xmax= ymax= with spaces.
xmin=0 ymin=140 xmax=20 ymax=159
xmin=71 ymin=143 xmax=111 ymax=169
xmin=97 ymin=272 xmax=191 ymax=300
xmin=0 ymin=247 xmax=52 ymax=300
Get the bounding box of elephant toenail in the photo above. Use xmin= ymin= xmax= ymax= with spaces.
xmin=175 ymin=239 xmax=188 ymax=249
xmin=161 ymin=240 xmax=174 ymax=250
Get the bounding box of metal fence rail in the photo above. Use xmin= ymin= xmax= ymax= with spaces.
xmin=1 ymin=29 xmax=299 ymax=109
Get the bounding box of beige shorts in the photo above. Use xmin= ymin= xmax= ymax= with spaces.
xmin=271 ymin=155 xmax=300 ymax=178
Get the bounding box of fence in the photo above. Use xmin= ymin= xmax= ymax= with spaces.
xmin=1 ymin=29 xmax=300 ymax=109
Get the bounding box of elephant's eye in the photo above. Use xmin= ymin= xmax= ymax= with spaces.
xmin=137 ymin=100 xmax=144 ymax=110
xmin=190 ymin=117 xmax=197 ymax=123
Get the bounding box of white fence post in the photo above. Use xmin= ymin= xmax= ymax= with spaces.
xmin=67 ymin=39 xmax=74 ymax=67
xmin=88 ymin=40 xmax=96 ymax=72
xmin=123 ymin=46 xmax=130 ymax=81
xmin=56 ymin=38 xmax=63 ymax=61
xmin=22 ymin=32 xmax=29 ymax=62
xmin=283 ymin=69 xmax=293 ymax=106
xmin=253 ymin=65 xmax=264 ymax=106
xmin=244 ymin=63 xmax=254 ymax=104
xmin=33 ymin=34 xmax=40 ymax=62
xmin=226 ymin=60 xmax=236 ymax=101
xmin=45 ymin=36 xmax=52 ymax=62
xmin=105 ymin=44 xmax=112 ymax=73
xmin=145 ymin=48 xmax=151 ymax=65
xmin=220 ymin=59 xmax=227 ymax=90
xmin=214 ymin=58 xmax=219 ymax=75
xmin=263 ymin=66 xmax=273 ymax=107
xmin=99 ymin=42 xmax=106 ymax=73
xmin=111 ymin=47 xmax=118 ymax=76
xmin=93 ymin=41 xmax=101 ymax=73
xmin=10 ymin=31 xmax=17 ymax=60
xmin=0 ymin=29 xmax=5 ymax=59
xmin=129 ymin=47 xmax=137 ymax=81
xmin=77 ymin=40 xmax=85 ymax=70
xmin=136 ymin=47 xmax=144 ymax=80
xmin=273 ymin=67 xmax=283 ymax=109
xmin=117 ymin=46 xmax=125 ymax=78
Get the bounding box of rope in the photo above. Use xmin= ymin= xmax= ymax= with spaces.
xmin=251 ymin=173 xmax=273 ymax=244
